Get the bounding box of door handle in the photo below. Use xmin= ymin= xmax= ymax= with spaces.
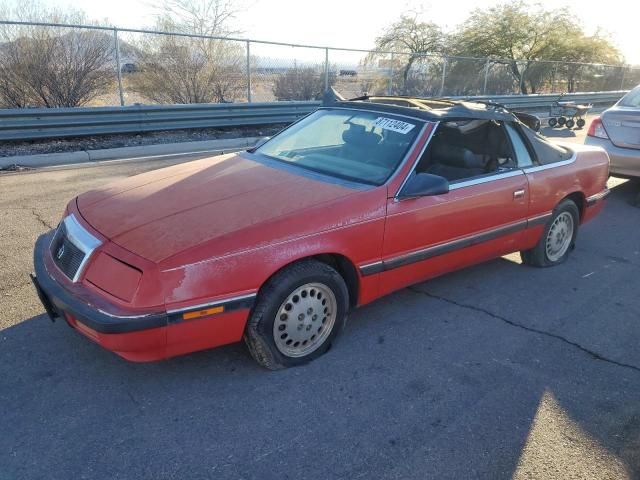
xmin=513 ymin=189 xmax=526 ymax=199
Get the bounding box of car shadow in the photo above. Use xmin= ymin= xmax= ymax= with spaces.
xmin=541 ymin=125 xmax=579 ymax=138
xmin=1 ymin=182 xmax=639 ymax=479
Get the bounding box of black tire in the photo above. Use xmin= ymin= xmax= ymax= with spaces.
xmin=576 ymin=118 xmax=586 ymax=129
xmin=548 ymin=117 xmax=558 ymax=127
xmin=557 ymin=116 xmax=566 ymax=126
xmin=244 ymin=259 xmax=349 ymax=370
xmin=566 ymin=118 xmax=575 ymax=129
xmin=520 ymin=199 xmax=579 ymax=267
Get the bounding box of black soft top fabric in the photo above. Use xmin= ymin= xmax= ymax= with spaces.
xmin=323 ymin=100 xmax=519 ymax=123
xmin=519 ymin=126 xmax=573 ymax=164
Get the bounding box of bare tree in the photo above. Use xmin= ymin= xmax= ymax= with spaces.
xmin=129 ymin=0 xmax=246 ymax=104
xmin=159 ymin=0 xmax=243 ymax=36
xmin=0 ymin=1 xmax=115 ymax=108
xmin=273 ymin=64 xmax=335 ymax=101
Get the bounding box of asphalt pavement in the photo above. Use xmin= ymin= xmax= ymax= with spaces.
xmin=1 ymin=128 xmax=640 ymax=479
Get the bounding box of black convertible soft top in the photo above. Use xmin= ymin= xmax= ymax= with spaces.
xmin=321 ymin=89 xmax=520 ymax=123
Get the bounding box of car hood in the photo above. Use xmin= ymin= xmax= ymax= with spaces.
xmin=77 ymin=152 xmax=370 ymax=263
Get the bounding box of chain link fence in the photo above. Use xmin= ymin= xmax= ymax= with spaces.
xmin=1 ymin=20 xmax=639 ymax=108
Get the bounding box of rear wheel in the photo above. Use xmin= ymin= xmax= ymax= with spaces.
xmin=576 ymin=118 xmax=586 ymax=129
xmin=548 ymin=117 xmax=558 ymax=127
xmin=557 ymin=116 xmax=566 ymax=126
xmin=521 ymin=199 xmax=579 ymax=267
xmin=566 ymin=118 xmax=575 ymax=129
xmin=244 ymin=260 xmax=349 ymax=369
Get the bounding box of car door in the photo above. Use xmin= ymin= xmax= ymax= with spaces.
xmin=377 ymin=120 xmax=530 ymax=297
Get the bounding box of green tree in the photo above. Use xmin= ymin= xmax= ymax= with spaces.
xmin=552 ymin=31 xmax=622 ymax=92
xmin=368 ymin=14 xmax=444 ymax=95
xmin=452 ymin=1 xmax=578 ymax=94
xmin=451 ymin=1 xmax=623 ymax=94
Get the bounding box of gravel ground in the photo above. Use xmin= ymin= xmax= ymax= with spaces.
xmin=0 ymin=125 xmax=286 ymax=159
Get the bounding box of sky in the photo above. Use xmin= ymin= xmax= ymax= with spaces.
xmin=10 ymin=0 xmax=640 ymax=64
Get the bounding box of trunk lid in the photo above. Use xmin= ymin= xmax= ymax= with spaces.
xmin=602 ymin=107 xmax=640 ymax=150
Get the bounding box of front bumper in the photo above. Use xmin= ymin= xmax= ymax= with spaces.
xmin=32 ymin=232 xmax=254 ymax=361
xmin=33 ymin=232 xmax=168 ymax=334
xmin=585 ymin=136 xmax=640 ymax=178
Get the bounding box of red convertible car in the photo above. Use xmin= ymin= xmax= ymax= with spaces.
xmin=31 ymin=96 xmax=610 ymax=369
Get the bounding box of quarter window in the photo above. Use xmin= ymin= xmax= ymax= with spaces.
xmin=519 ymin=124 xmax=573 ymax=164
xmin=504 ymin=123 xmax=533 ymax=168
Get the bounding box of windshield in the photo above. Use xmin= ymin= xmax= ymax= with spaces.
xmin=255 ymin=109 xmax=422 ymax=185
xmin=619 ymin=87 xmax=640 ymax=108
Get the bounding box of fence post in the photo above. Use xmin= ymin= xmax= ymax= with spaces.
xmin=388 ymin=53 xmax=394 ymax=95
xmin=324 ymin=48 xmax=329 ymax=90
xmin=246 ymin=40 xmax=252 ymax=103
xmin=482 ymin=60 xmax=490 ymax=95
xmin=439 ymin=56 xmax=447 ymax=96
xmin=620 ymin=65 xmax=626 ymax=90
xmin=113 ymin=28 xmax=124 ymax=106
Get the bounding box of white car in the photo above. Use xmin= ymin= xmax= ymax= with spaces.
xmin=586 ymin=86 xmax=640 ymax=178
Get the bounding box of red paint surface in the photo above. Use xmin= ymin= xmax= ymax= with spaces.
xmin=84 ymin=252 xmax=141 ymax=302
xmin=65 ymin=309 xmax=247 ymax=362
xmin=77 ymin=153 xmax=361 ymax=263
xmin=165 ymin=309 xmax=248 ymax=359
xmin=381 ymin=174 xmax=529 ymax=295
xmin=66 ymin=313 xmax=168 ymax=362
xmin=46 ymin=120 xmax=609 ymax=362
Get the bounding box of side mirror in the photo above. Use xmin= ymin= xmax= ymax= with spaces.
xmin=398 ymin=173 xmax=449 ymax=199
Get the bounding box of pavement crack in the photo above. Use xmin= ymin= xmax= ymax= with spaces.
xmin=126 ymin=390 xmax=141 ymax=407
xmin=31 ymin=209 xmax=54 ymax=230
xmin=408 ymin=286 xmax=640 ymax=374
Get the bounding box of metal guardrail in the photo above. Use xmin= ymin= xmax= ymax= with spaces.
xmin=0 ymin=102 xmax=320 ymax=141
xmin=457 ymin=91 xmax=627 ymax=111
xmin=0 ymin=91 xmax=627 ymax=142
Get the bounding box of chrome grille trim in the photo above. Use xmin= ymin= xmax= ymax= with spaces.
xmin=49 ymin=214 xmax=102 ymax=282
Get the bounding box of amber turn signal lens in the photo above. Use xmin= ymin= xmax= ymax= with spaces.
xmin=182 ymin=306 xmax=224 ymax=320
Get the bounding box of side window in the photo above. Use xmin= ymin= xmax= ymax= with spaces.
xmin=519 ymin=124 xmax=573 ymax=165
xmin=415 ymin=120 xmax=516 ymax=183
xmin=504 ymin=123 xmax=534 ymax=168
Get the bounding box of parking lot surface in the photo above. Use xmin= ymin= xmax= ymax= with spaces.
xmin=1 ymin=138 xmax=639 ymax=479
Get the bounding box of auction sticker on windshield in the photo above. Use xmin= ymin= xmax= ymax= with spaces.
xmin=374 ymin=117 xmax=416 ymax=134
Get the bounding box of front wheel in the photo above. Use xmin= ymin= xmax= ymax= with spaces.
xmin=244 ymin=260 xmax=349 ymax=369
xmin=520 ymin=199 xmax=579 ymax=267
